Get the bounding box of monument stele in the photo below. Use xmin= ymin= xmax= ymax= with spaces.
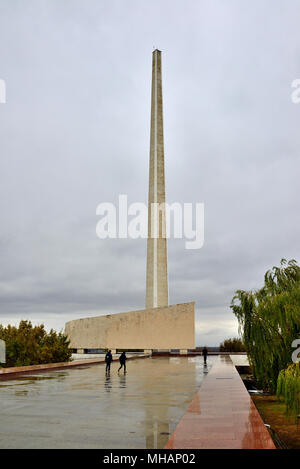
xmin=146 ymin=49 xmax=168 ymax=309
xmin=65 ymin=50 xmax=195 ymax=354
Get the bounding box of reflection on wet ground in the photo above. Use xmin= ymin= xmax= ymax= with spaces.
xmin=0 ymin=356 xmax=216 ymax=449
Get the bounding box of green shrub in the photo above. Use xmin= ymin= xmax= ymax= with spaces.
xmin=277 ymin=363 xmax=300 ymax=420
xmin=219 ymin=337 xmax=246 ymax=352
xmin=0 ymin=320 xmax=72 ymax=367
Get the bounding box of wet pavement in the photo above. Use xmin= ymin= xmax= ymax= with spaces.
xmin=0 ymin=356 xmax=215 ymax=449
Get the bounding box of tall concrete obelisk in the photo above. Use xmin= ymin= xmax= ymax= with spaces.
xmin=146 ymin=49 xmax=169 ymax=309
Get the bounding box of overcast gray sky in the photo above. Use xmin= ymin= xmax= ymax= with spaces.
xmin=0 ymin=0 xmax=299 ymax=346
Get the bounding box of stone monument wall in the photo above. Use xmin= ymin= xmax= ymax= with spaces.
xmin=65 ymin=302 xmax=195 ymax=350
xmin=0 ymin=339 xmax=5 ymax=364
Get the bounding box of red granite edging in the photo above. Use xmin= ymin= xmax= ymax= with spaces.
xmin=0 ymin=354 xmax=149 ymax=380
xmin=165 ymin=355 xmax=276 ymax=449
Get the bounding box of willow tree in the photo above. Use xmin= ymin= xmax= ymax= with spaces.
xmin=231 ymin=259 xmax=300 ymax=392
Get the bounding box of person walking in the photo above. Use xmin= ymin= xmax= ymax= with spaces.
xmin=105 ymin=350 xmax=113 ymax=373
xmin=118 ymin=351 xmax=127 ymax=373
xmin=202 ymin=346 xmax=208 ymax=365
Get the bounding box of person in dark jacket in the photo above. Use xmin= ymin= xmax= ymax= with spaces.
xmin=118 ymin=351 xmax=127 ymax=373
xmin=105 ymin=350 xmax=113 ymax=373
xmin=202 ymin=346 xmax=208 ymax=365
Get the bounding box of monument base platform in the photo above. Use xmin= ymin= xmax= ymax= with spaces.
xmin=65 ymin=302 xmax=195 ymax=351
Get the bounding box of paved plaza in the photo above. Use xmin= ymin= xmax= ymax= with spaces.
xmin=0 ymin=356 xmax=215 ymax=449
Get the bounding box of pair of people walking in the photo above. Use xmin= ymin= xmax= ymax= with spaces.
xmin=105 ymin=350 xmax=127 ymax=373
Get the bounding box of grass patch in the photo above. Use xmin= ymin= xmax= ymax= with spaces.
xmin=253 ymin=395 xmax=300 ymax=449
